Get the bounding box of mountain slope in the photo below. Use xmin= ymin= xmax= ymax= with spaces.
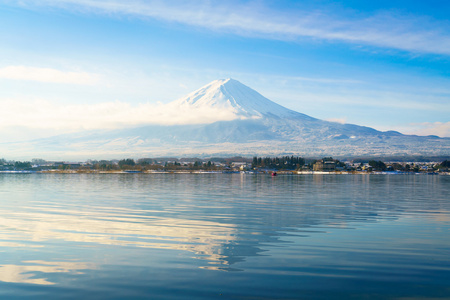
xmin=2 ymin=79 xmax=449 ymax=159
xmin=169 ymin=78 xmax=315 ymax=120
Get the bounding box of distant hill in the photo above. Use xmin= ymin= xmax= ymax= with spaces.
xmin=2 ymin=79 xmax=449 ymax=159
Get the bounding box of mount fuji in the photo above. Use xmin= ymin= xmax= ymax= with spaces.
xmin=169 ymin=78 xmax=311 ymax=120
xmin=3 ymin=79 xmax=450 ymax=159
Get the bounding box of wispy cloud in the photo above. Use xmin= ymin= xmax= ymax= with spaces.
xmin=9 ymin=0 xmax=450 ymax=55
xmin=0 ymin=66 xmax=100 ymax=85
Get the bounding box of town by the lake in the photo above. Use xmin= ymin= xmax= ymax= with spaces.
xmin=2 ymin=156 xmax=449 ymax=174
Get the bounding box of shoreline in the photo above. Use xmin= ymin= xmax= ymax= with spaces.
xmin=0 ymin=170 xmax=448 ymax=175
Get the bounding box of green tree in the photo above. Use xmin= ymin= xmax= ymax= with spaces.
xmin=369 ymin=160 xmax=387 ymax=171
xmin=391 ymin=163 xmax=405 ymax=171
xmin=252 ymin=156 xmax=258 ymax=168
xmin=118 ymin=158 xmax=136 ymax=169
xmin=439 ymin=160 xmax=450 ymax=168
xmin=14 ymin=161 xmax=32 ymax=170
xmin=193 ymin=161 xmax=200 ymax=169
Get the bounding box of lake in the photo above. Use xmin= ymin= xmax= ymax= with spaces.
xmin=0 ymin=173 xmax=449 ymax=299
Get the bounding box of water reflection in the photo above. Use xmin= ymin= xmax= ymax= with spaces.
xmin=0 ymin=261 xmax=93 ymax=285
xmin=0 ymin=206 xmax=240 ymax=270
xmin=0 ymin=173 xmax=448 ymax=286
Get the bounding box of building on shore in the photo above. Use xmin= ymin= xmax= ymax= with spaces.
xmin=313 ymin=160 xmax=336 ymax=172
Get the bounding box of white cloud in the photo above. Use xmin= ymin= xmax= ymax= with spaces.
xmin=375 ymin=122 xmax=450 ymax=138
xmin=403 ymin=122 xmax=450 ymax=138
xmin=0 ymin=97 xmax=238 ymax=136
xmin=11 ymin=0 xmax=450 ymax=55
xmin=0 ymin=66 xmax=100 ymax=85
xmin=326 ymin=118 xmax=347 ymax=124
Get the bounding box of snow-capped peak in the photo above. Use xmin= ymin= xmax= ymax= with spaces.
xmin=170 ymin=78 xmax=309 ymax=119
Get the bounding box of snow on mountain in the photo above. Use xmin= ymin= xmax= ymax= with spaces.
xmin=169 ymin=78 xmax=314 ymax=120
xmin=1 ymin=79 xmax=449 ymax=159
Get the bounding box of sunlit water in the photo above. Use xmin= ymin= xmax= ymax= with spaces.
xmin=0 ymin=173 xmax=449 ymax=299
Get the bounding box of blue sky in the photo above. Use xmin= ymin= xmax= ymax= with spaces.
xmin=0 ymin=0 xmax=449 ymax=141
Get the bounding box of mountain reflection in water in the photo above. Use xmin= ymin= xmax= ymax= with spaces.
xmin=0 ymin=173 xmax=449 ymax=299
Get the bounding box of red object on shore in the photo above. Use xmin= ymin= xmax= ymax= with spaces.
xmin=271 ymin=172 xmax=277 ymax=176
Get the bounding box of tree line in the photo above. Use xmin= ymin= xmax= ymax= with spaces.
xmin=252 ymin=156 xmax=306 ymax=170
xmin=1 ymin=157 xmax=449 ymax=172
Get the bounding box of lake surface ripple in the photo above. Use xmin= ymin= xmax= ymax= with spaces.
xmin=0 ymin=173 xmax=449 ymax=299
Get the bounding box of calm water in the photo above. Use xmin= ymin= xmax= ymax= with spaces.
xmin=0 ymin=173 xmax=449 ymax=299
